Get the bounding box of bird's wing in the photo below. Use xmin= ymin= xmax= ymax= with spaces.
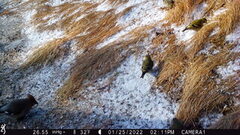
xmin=192 ymin=23 xmax=200 ymax=28
xmin=13 ymin=107 xmax=30 ymax=120
xmin=0 ymin=104 xmax=8 ymax=113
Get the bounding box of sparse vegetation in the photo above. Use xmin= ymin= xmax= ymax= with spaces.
xmin=1 ymin=0 xmax=239 ymax=129
xmin=209 ymin=110 xmax=240 ymax=129
xmin=157 ymin=0 xmax=240 ymax=127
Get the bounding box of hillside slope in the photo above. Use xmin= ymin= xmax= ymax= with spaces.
xmin=0 ymin=0 xmax=239 ymax=129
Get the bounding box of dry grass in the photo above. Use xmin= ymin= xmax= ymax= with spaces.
xmin=19 ymin=38 xmax=70 ymax=70
xmin=187 ymin=0 xmax=240 ymax=58
xmin=158 ymin=0 xmax=240 ymax=126
xmin=20 ymin=2 xmax=123 ymax=70
xmin=153 ymin=29 xmax=187 ymax=100
xmin=187 ymin=22 xmax=218 ymax=58
xmin=164 ymin=0 xmax=206 ymax=25
xmin=5 ymin=0 xmax=239 ymax=127
xmin=57 ymin=39 xmax=140 ymax=100
xmin=209 ymin=110 xmax=240 ymax=129
xmin=0 ymin=9 xmax=16 ymax=16
xmin=15 ymin=0 xmax=153 ymax=100
xmin=204 ymin=0 xmax=227 ymax=17
xmin=176 ymin=49 xmax=236 ymax=123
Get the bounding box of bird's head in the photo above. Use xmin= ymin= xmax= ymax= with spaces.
xmin=202 ymin=18 xmax=207 ymax=23
xmin=27 ymin=94 xmax=38 ymax=106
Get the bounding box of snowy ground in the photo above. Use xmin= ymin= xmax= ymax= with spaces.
xmin=0 ymin=0 xmax=179 ymax=129
xmin=0 ymin=0 xmax=239 ymax=129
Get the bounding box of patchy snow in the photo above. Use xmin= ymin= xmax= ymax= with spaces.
xmin=199 ymin=113 xmax=223 ymax=128
xmin=198 ymin=43 xmax=220 ymax=55
xmin=47 ymin=0 xmax=72 ymax=7
xmin=115 ymin=0 xmax=143 ymax=13
xmin=210 ymin=27 xmax=220 ymax=37
xmin=198 ymin=43 xmax=213 ymax=55
xmin=101 ymin=55 xmax=178 ymax=128
xmin=191 ymin=2 xmax=208 ymax=20
xmin=173 ymin=24 xmax=196 ymax=43
xmin=18 ymin=9 xmax=64 ymax=62
xmin=74 ymin=54 xmax=178 ymax=128
xmin=213 ymin=8 xmax=227 ymax=18
xmin=75 ymin=14 xmax=87 ymax=22
xmin=19 ymin=40 xmax=80 ymax=106
xmin=2 ymin=0 xmax=240 ymax=129
xmin=96 ymin=0 xmax=166 ymax=49
xmin=226 ymin=26 xmax=240 ymax=44
xmin=216 ymin=59 xmax=240 ymax=79
xmin=95 ymin=0 xmax=112 ymax=11
xmin=226 ymin=26 xmax=240 ymax=53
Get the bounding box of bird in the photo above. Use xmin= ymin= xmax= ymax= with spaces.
xmin=0 ymin=94 xmax=38 ymax=120
xmin=169 ymin=118 xmax=185 ymax=129
xmin=182 ymin=18 xmax=207 ymax=32
xmin=163 ymin=0 xmax=175 ymax=8
xmin=141 ymin=53 xmax=154 ymax=78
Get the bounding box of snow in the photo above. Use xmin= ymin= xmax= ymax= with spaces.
xmin=75 ymin=54 xmax=178 ymax=128
xmin=19 ymin=40 xmax=81 ymax=106
xmin=199 ymin=113 xmax=223 ymax=128
xmin=101 ymin=55 xmax=178 ymax=128
xmin=46 ymin=0 xmax=102 ymax=6
xmin=226 ymin=26 xmax=240 ymax=53
xmin=2 ymin=0 xmax=240 ymax=129
xmin=173 ymin=24 xmax=196 ymax=43
xmin=95 ymin=0 xmax=112 ymax=11
xmin=209 ymin=27 xmax=220 ymax=37
xmin=216 ymin=59 xmax=240 ymax=79
xmin=226 ymin=26 xmax=240 ymax=44
xmin=213 ymin=8 xmax=227 ymax=17
xmin=47 ymin=0 xmax=72 ymax=7
xmin=191 ymin=2 xmax=208 ymax=20
xmin=96 ymin=0 xmax=166 ymax=49
xmin=115 ymin=0 xmax=150 ymax=13
xmin=19 ymin=9 xmax=64 ymax=62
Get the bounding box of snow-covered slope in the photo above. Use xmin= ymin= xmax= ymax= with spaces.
xmin=0 ymin=0 xmax=239 ymax=129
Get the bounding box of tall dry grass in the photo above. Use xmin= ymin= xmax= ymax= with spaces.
xmin=187 ymin=0 xmax=240 ymax=58
xmin=165 ymin=0 xmax=206 ymax=25
xmin=209 ymin=110 xmax=240 ymax=129
xmin=57 ymin=37 xmax=143 ymax=99
xmin=157 ymin=0 xmax=240 ymax=126
xmin=20 ymin=2 xmax=121 ymax=70
xmin=5 ymin=0 xmax=239 ymax=127
xmin=16 ymin=0 xmax=153 ymax=100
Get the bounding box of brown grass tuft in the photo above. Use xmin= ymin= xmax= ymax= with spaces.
xmin=20 ymin=3 xmax=122 ymax=70
xmin=0 ymin=10 xmax=16 ymax=16
xmin=164 ymin=0 xmax=206 ymax=25
xmin=187 ymin=0 xmax=240 ymax=58
xmin=176 ymin=48 xmax=238 ymax=124
xmin=209 ymin=110 xmax=240 ymax=129
xmin=57 ymin=44 xmax=131 ymax=100
xmin=161 ymin=0 xmax=240 ymax=126
xmin=187 ymin=22 xmax=217 ymax=58
xmin=19 ymin=38 xmax=71 ymax=70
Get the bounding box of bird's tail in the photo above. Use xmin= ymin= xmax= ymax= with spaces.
xmin=182 ymin=28 xmax=187 ymax=32
xmin=0 ymin=105 xmax=7 ymax=113
xmin=140 ymin=72 xmax=146 ymax=78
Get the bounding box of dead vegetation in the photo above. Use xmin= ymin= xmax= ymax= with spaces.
xmin=165 ymin=0 xmax=206 ymax=25
xmin=20 ymin=2 xmax=121 ymax=70
xmin=15 ymin=0 xmax=153 ymax=100
xmin=58 ymin=41 xmax=134 ymax=100
xmin=3 ymin=0 xmax=239 ymax=128
xmin=209 ymin=110 xmax=240 ymax=129
xmin=157 ymin=0 xmax=240 ymax=127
